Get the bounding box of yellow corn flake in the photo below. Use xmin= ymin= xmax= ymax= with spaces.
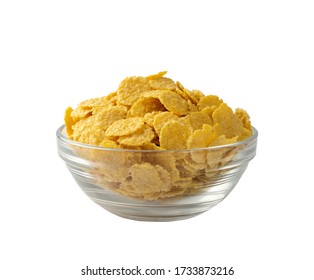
xmin=70 ymin=106 xmax=93 ymax=121
xmin=183 ymin=89 xmax=199 ymax=105
xmin=128 ymin=97 xmax=166 ymax=117
xmin=200 ymin=105 xmax=217 ymax=119
xmin=117 ymin=125 xmax=155 ymax=146
xmin=142 ymin=152 xmax=180 ymax=182
xmin=189 ymin=149 xmax=207 ymax=164
xmin=209 ymin=135 xmax=239 ymax=146
xmin=235 ymin=108 xmax=252 ymax=131
xmin=153 ymin=111 xmax=179 ymax=136
xmin=174 ymin=176 xmax=193 ymax=188
xmin=183 ymin=88 xmax=199 ymax=105
xmin=149 ymin=77 xmax=176 ymax=90
xmin=78 ymin=96 xmax=107 ymax=108
xmin=146 ymin=71 xmax=167 ymax=80
xmin=103 ymin=91 xmax=118 ymax=104
xmin=206 ymin=143 xmax=238 ymax=171
xmin=94 ymin=150 xmax=141 ymax=183
xmin=198 ymin=95 xmax=223 ymax=111
xmin=183 ymin=111 xmax=213 ymax=131
xmin=176 ymin=158 xmax=196 ymax=175
xmin=117 ymin=76 xmax=151 ymax=106
xmin=143 ymin=111 xmax=160 ymax=127
xmin=127 ymin=162 xmax=171 ymax=194
xmin=64 ymin=107 xmax=75 ymax=137
xmin=140 ymin=142 xmax=163 ymax=150
xmin=143 ymin=89 xmax=162 ymax=99
xmin=159 ymin=119 xmax=192 ymax=150
xmin=205 ymin=149 xmax=227 ymax=169
xmin=94 ymin=105 xmax=127 ymax=129
xmin=71 ymin=117 xmax=92 ymax=142
xmin=99 ymin=139 xmax=121 ymax=149
xmin=105 ymin=117 xmax=144 ymax=137
xmin=187 ymin=124 xmax=216 ymax=149
xmin=72 ymin=118 xmax=105 ymax=145
xmin=212 ymin=103 xmax=244 ymax=138
xmin=187 ymin=100 xmax=198 ymax=112
xmin=235 ymin=107 xmax=253 ymax=140
xmin=144 ymin=186 xmax=187 ymax=200
xmin=190 ymin=89 xmax=205 ymax=102
xmin=145 ymin=89 xmax=189 ymax=116
xmin=240 ymin=128 xmax=253 ymax=141
xmin=175 ymin=81 xmax=196 ymax=104
xmin=159 ymin=90 xmax=189 ymax=116
xmin=183 ymin=154 xmax=208 ymax=172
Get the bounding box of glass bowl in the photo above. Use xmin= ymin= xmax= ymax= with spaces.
xmin=56 ymin=125 xmax=258 ymax=221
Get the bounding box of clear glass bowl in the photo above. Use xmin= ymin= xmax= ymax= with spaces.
xmin=56 ymin=125 xmax=258 ymax=221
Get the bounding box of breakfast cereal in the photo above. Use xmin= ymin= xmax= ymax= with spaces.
xmin=64 ymin=71 xmax=253 ymax=200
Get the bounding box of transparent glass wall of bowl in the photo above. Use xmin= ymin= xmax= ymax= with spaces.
xmin=56 ymin=126 xmax=258 ymax=221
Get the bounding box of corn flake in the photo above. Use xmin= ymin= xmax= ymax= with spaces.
xmin=153 ymin=111 xmax=179 ymax=136
xmin=99 ymin=139 xmax=121 ymax=149
xmin=105 ymin=117 xmax=144 ymax=137
xmin=64 ymin=107 xmax=75 ymax=137
xmin=159 ymin=90 xmax=189 ymax=116
xmin=212 ymin=103 xmax=244 ymax=138
xmin=184 ymin=111 xmax=213 ymax=131
xmin=143 ymin=111 xmax=160 ymax=127
xmin=127 ymin=162 xmax=171 ymax=194
xmin=149 ymin=77 xmax=176 ymax=90
xmin=159 ymin=119 xmax=192 ymax=150
xmin=117 ymin=125 xmax=155 ymax=146
xmin=117 ymin=76 xmax=151 ymax=106
xmin=78 ymin=96 xmax=109 ymax=108
xmin=198 ymin=95 xmax=223 ymax=111
xmin=175 ymin=81 xmax=196 ymax=104
xmin=94 ymin=105 xmax=127 ymax=130
xmin=235 ymin=108 xmax=252 ymax=136
xmin=146 ymin=71 xmax=167 ymax=80
xmin=187 ymin=124 xmax=216 ymax=149
xmin=129 ymin=97 xmax=166 ymax=117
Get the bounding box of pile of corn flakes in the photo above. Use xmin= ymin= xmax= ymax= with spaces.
xmin=64 ymin=71 xmax=253 ymax=200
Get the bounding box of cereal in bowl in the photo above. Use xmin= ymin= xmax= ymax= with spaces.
xmin=64 ymin=71 xmax=253 ymax=200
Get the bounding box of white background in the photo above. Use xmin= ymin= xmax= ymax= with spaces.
xmin=1 ymin=0 xmax=313 ymax=279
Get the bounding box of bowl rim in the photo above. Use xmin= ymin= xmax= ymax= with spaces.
xmin=56 ymin=125 xmax=258 ymax=153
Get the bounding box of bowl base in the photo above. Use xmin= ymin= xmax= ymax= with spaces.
xmin=83 ymin=184 xmax=223 ymax=222
xmin=91 ymin=196 xmax=220 ymax=222
xmin=76 ymin=177 xmax=235 ymax=222
xmin=107 ymin=209 xmax=210 ymax=222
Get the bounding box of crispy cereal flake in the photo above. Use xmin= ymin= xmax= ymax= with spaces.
xmin=159 ymin=120 xmax=192 ymax=150
xmin=187 ymin=124 xmax=216 ymax=149
xmin=212 ymin=103 xmax=244 ymax=138
xmin=117 ymin=76 xmax=151 ymax=106
xmin=198 ymin=95 xmax=223 ymax=111
xmin=153 ymin=111 xmax=179 ymax=136
xmin=128 ymin=162 xmax=171 ymax=193
xmin=146 ymin=71 xmax=167 ymax=80
xmin=149 ymin=77 xmax=176 ymax=90
xmin=105 ymin=117 xmax=144 ymax=137
xmin=184 ymin=111 xmax=213 ymax=131
xmin=159 ymin=90 xmax=189 ymax=116
xmin=129 ymin=97 xmax=166 ymax=117
xmin=117 ymin=125 xmax=155 ymax=146
xmin=64 ymin=107 xmax=75 ymax=137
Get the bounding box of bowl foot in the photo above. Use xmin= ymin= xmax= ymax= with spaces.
xmin=108 ymin=210 xmax=209 ymax=222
